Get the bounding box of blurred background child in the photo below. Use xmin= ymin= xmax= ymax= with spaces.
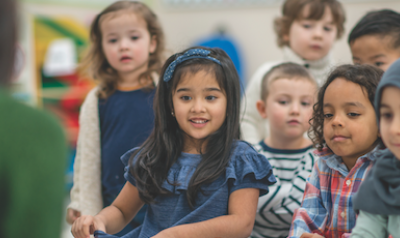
xmin=349 ymin=9 xmax=400 ymax=71
xmin=350 ymin=59 xmax=400 ymax=238
xmin=0 ymin=0 xmax=67 ymax=237
xmin=71 ymin=47 xmax=276 ymax=238
xmin=289 ymin=64 xmax=383 ymax=238
xmin=251 ymin=62 xmax=318 ymax=238
xmin=241 ymin=0 xmax=346 ymax=144
xmin=66 ymin=1 xmax=165 ymax=235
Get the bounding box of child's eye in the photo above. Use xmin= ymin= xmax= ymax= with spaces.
xmin=374 ymin=62 xmax=385 ymax=67
xmin=302 ymin=24 xmax=312 ymax=29
xmin=381 ymin=112 xmax=393 ymax=120
xmin=278 ymin=100 xmax=288 ymax=105
xmin=131 ymin=36 xmax=139 ymax=41
xmin=205 ymin=95 xmax=217 ymax=101
xmin=180 ymin=96 xmax=191 ymax=101
xmin=301 ymin=102 xmax=311 ymax=106
xmin=323 ymin=26 xmax=332 ymax=32
xmin=108 ymin=39 xmax=117 ymax=43
xmin=348 ymin=112 xmax=360 ymax=117
xmin=324 ymin=113 xmax=333 ymax=118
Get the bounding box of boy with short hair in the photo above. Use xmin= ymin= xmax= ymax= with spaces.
xmin=251 ymin=62 xmax=319 ymax=238
xmin=241 ymin=0 xmax=346 ymax=144
xmin=349 ymin=9 xmax=400 ymax=71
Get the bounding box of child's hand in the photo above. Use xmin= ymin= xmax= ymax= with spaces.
xmin=66 ymin=208 xmax=81 ymax=224
xmin=71 ymin=215 xmax=106 ymax=238
xmin=300 ymin=233 xmax=324 ymax=238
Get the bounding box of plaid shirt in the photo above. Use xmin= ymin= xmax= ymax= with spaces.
xmin=288 ymin=148 xmax=380 ymax=238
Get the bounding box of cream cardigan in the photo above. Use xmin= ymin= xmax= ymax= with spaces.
xmin=67 ymin=87 xmax=103 ymax=215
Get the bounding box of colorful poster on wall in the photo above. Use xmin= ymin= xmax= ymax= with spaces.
xmin=34 ymin=15 xmax=94 ymax=153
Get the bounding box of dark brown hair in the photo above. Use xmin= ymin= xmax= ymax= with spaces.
xmin=274 ymin=0 xmax=346 ymax=47
xmin=0 ymin=0 xmax=16 ymax=86
xmin=309 ymin=64 xmax=383 ymax=151
xmin=80 ymin=1 xmax=165 ymax=99
xmin=260 ymin=62 xmax=316 ymax=101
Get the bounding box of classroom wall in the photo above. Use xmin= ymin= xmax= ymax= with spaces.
xmin=21 ymin=0 xmax=400 ymax=88
xmin=150 ymin=0 xmax=400 ymax=83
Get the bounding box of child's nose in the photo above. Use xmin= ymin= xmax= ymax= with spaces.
xmin=191 ymin=99 xmax=206 ymax=113
xmin=390 ymin=116 xmax=400 ymax=135
xmin=289 ymin=103 xmax=300 ymax=115
xmin=331 ymin=115 xmax=344 ymax=127
xmin=119 ymin=38 xmax=130 ymax=50
xmin=313 ymin=26 xmax=324 ymax=39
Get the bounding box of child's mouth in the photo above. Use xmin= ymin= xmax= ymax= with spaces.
xmin=190 ymin=119 xmax=209 ymax=128
xmin=332 ymin=136 xmax=348 ymax=142
xmin=190 ymin=119 xmax=208 ymax=124
xmin=120 ymin=56 xmax=132 ymax=62
xmin=310 ymin=45 xmax=321 ymax=50
xmin=288 ymin=120 xmax=300 ymax=125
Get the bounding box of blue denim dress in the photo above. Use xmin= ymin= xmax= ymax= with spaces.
xmin=94 ymin=141 xmax=276 ymax=238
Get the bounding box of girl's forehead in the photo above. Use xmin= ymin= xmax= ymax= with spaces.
xmin=100 ymin=10 xmax=143 ymax=28
xmin=298 ymin=4 xmax=333 ymax=22
xmin=324 ymin=78 xmax=371 ymax=106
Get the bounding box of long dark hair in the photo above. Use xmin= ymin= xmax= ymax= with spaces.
xmin=309 ymin=64 xmax=383 ymax=151
xmin=0 ymin=0 xmax=16 ymax=86
xmin=130 ymin=47 xmax=241 ymax=208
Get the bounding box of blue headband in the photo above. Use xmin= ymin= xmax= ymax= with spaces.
xmin=163 ymin=49 xmax=221 ymax=82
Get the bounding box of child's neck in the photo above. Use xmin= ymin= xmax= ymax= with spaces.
xmin=340 ymin=142 xmax=378 ymax=171
xmin=182 ymin=137 xmax=207 ymax=154
xmin=264 ymin=135 xmax=312 ymax=150
xmin=117 ymin=67 xmax=149 ymax=89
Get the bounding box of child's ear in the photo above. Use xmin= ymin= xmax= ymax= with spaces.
xmin=283 ymin=33 xmax=290 ymax=45
xmin=256 ymin=100 xmax=268 ymax=119
xmin=149 ymin=35 xmax=157 ymax=54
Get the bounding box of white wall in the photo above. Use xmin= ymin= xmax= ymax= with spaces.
xmin=151 ymin=0 xmax=400 ymax=83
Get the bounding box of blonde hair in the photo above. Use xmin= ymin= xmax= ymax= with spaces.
xmin=261 ymin=62 xmax=316 ymax=101
xmin=80 ymin=1 xmax=165 ymax=99
xmin=274 ymin=0 xmax=346 ymax=47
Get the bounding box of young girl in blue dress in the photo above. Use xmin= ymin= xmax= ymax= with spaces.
xmin=71 ymin=47 xmax=276 ymax=238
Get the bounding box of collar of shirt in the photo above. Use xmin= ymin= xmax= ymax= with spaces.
xmin=319 ymin=146 xmax=380 ymax=177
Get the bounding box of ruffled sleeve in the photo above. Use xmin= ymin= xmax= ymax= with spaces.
xmin=226 ymin=141 xmax=276 ymax=196
xmin=120 ymin=147 xmax=140 ymax=187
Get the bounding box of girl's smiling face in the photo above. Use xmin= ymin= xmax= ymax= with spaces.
xmin=380 ymin=86 xmax=400 ymax=159
xmin=323 ymin=77 xmax=379 ymax=169
xmin=172 ymin=70 xmax=227 ymax=153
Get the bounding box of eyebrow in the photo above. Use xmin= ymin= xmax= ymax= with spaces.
xmin=380 ymin=104 xmax=390 ymax=109
xmin=176 ymin=87 xmax=222 ymax=93
xmin=323 ymin=102 xmax=366 ymax=108
xmin=370 ymin=54 xmax=386 ymax=59
xmin=104 ymin=29 xmax=139 ymax=37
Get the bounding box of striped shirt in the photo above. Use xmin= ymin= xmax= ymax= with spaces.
xmin=251 ymin=141 xmax=318 ymax=238
xmin=288 ymin=147 xmax=380 ymax=238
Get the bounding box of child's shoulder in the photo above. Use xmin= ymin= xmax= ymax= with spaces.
xmin=231 ymin=140 xmax=259 ymax=156
xmin=229 ymin=140 xmax=274 ymax=171
xmin=227 ymin=140 xmax=277 ymax=192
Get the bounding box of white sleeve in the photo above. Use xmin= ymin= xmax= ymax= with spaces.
xmin=67 ymin=88 xmax=103 ymax=216
xmin=240 ymin=61 xmax=281 ymax=144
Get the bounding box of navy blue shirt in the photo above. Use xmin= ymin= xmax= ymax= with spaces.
xmin=99 ymin=88 xmax=155 ymax=207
